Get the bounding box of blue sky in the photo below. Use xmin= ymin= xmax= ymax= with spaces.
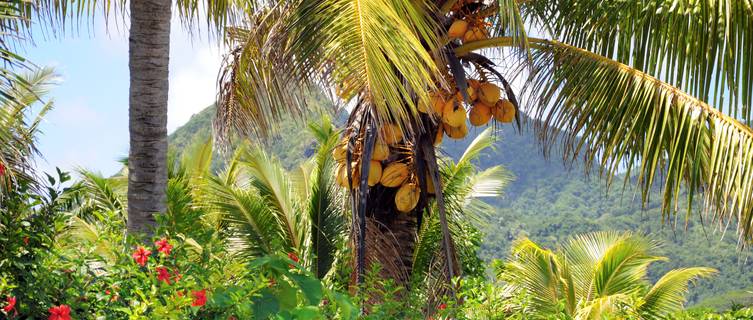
xmin=27 ymin=15 xmax=225 ymax=177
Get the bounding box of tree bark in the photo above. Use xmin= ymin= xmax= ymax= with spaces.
xmin=127 ymin=0 xmax=171 ymax=235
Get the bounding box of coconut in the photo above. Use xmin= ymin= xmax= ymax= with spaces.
xmin=442 ymin=98 xmax=466 ymax=127
xmin=395 ymin=182 xmax=420 ymax=212
xmin=443 ymin=121 xmax=468 ymax=140
xmin=494 ymin=99 xmax=516 ymax=123
xmin=372 ymin=140 xmax=389 ymax=161
xmin=367 ymin=160 xmax=382 ymax=186
xmin=466 ymin=85 xmax=477 ymax=102
xmin=336 ymin=164 xmax=348 ymax=188
xmin=478 ymin=82 xmax=501 ymax=105
xmin=381 ymin=124 xmax=404 ymax=145
xmin=380 ymin=162 xmax=410 ymax=187
xmin=469 ymin=102 xmax=492 ymax=126
xmin=448 ymin=20 xmax=469 ymax=39
xmin=463 ymin=27 xmax=487 ymax=42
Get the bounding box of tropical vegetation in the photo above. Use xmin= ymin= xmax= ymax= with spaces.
xmin=0 ymin=0 xmax=752 ymax=318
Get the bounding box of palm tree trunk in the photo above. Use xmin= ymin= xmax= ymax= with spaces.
xmin=126 ymin=0 xmax=172 ymax=235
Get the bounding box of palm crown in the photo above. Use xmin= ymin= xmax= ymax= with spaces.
xmin=215 ymin=0 xmax=753 ymax=289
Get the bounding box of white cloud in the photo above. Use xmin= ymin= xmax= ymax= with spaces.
xmin=167 ymin=44 xmax=224 ymax=132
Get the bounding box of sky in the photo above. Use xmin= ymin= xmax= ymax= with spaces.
xmin=27 ymin=14 xmax=226 ymax=177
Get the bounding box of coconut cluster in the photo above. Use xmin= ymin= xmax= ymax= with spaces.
xmin=332 ymin=125 xmax=425 ymax=213
xmin=424 ymin=79 xmax=516 ymax=142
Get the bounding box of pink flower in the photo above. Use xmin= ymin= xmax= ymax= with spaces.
xmin=156 ymin=267 xmax=171 ymax=284
xmin=48 ymin=304 xmax=71 ymax=320
xmin=191 ymin=289 xmax=207 ymax=307
xmin=3 ymin=296 xmax=16 ymax=313
xmin=132 ymin=246 xmax=151 ymax=266
xmin=154 ymin=238 xmax=173 ymax=256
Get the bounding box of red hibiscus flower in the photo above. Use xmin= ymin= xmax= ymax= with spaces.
xmin=22 ymin=237 xmax=29 ymax=245
xmin=48 ymin=304 xmax=71 ymax=320
xmin=3 ymin=296 xmax=16 ymax=313
xmin=191 ymin=289 xmax=207 ymax=307
xmin=154 ymin=238 xmax=173 ymax=256
xmin=287 ymin=252 xmax=299 ymax=269
xmin=156 ymin=266 xmax=171 ymax=284
xmin=132 ymin=246 xmax=151 ymax=266
xmin=438 ymin=303 xmax=447 ymax=310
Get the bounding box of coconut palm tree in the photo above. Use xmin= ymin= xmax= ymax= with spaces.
xmin=30 ymin=0 xmax=245 ymax=235
xmin=500 ymin=231 xmax=716 ymax=319
xmin=214 ymin=0 xmax=753 ymax=295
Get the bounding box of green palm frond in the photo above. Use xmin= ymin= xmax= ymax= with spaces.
xmin=291 ymin=0 xmax=441 ymax=128
xmin=589 ymin=235 xmax=664 ymax=298
xmin=202 ymin=173 xmax=287 ymax=257
xmin=306 ymin=118 xmax=346 ymax=278
xmin=241 ymin=147 xmax=305 ymax=250
xmin=504 ymin=232 xmax=715 ymax=318
xmin=574 ymin=293 xmax=635 ymax=320
xmin=215 ymin=6 xmax=309 ymax=142
xmin=0 ymin=67 xmax=59 ymax=190
xmin=457 ymin=37 xmax=753 ymax=245
xmin=503 ymin=238 xmax=572 ymax=315
xmin=76 ymin=169 xmax=127 ymax=215
xmin=638 ymin=267 xmax=717 ymax=318
xmin=523 ymin=0 xmax=753 ymax=121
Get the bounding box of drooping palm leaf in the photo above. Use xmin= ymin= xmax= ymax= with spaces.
xmin=523 ymin=0 xmax=753 ymax=121
xmin=456 ymin=37 xmax=753 ymax=245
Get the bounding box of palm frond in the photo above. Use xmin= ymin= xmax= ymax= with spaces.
xmin=503 ymin=238 xmax=573 ymax=315
xmin=523 ymin=0 xmax=753 ymax=121
xmin=589 ymin=235 xmax=664 ymax=298
xmin=458 ymin=37 xmax=753 ymax=246
xmin=574 ymin=293 xmax=634 ymax=320
xmin=306 ymin=118 xmax=346 ymax=278
xmin=638 ymin=267 xmax=717 ymax=318
xmin=241 ymin=147 xmax=305 ymax=250
xmin=202 ymin=173 xmax=287 ymax=257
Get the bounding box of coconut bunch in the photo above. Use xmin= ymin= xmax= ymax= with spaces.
xmin=423 ymin=78 xmax=516 ymax=143
xmin=333 ymin=123 xmax=432 ymax=213
xmin=331 ymin=0 xmax=517 ymax=215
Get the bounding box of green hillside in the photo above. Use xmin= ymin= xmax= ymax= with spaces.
xmin=169 ymin=105 xmax=753 ymax=309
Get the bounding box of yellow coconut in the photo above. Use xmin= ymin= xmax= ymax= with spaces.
xmin=466 ymin=85 xmax=477 ymax=102
xmin=367 ymin=160 xmax=382 ymax=186
xmin=336 ymin=164 xmax=348 ymax=188
xmin=448 ymin=20 xmax=469 ymax=39
xmin=372 ymin=140 xmax=389 ymax=161
xmin=434 ymin=126 xmax=444 ymax=146
xmin=442 ymin=98 xmax=466 ymax=127
xmin=381 ymin=124 xmax=404 ymax=145
xmin=493 ymin=99 xmax=516 ymax=123
xmin=431 ymin=92 xmax=446 ymax=115
xmin=469 ymin=102 xmax=492 ymax=126
xmin=395 ymin=182 xmax=420 ymax=212
xmin=494 ymin=99 xmax=516 ymax=123
xmin=380 ymin=162 xmax=410 ymax=187
xmin=478 ymin=82 xmax=501 ymax=105
xmin=443 ymin=121 xmax=469 ymax=140
xmin=463 ymin=27 xmax=487 ymax=42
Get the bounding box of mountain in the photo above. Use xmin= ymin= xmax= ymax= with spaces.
xmin=170 ymin=104 xmax=753 ymax=309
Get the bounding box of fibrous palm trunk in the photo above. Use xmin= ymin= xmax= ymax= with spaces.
xmin=126 ymin=0 xmax=172 ymax=235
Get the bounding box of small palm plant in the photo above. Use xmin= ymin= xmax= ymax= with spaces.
xmin=500 ymin=231 xmax=716 ymax=319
